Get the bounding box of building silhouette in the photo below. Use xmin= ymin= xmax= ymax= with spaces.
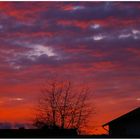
xmin=103 ymin=107 xmax=140 ymax=137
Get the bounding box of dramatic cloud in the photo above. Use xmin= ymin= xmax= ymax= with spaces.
xmin=0 ymin=2 xmax=140 ymax=134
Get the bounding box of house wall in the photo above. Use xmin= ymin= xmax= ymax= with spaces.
xmin=125 ymin=122 xmax=140 ymax=136
xmin=109 ymin=120 xmax=140 ymax=137
xmin=109 ymin=123 xmax=126 ymax=137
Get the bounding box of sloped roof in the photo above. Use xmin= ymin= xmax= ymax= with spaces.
xmin=103 ymin=107 xmax=140 ymax=126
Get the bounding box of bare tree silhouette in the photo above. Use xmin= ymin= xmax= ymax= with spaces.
xmin=33 ymin=80 xmax=94 ymax=132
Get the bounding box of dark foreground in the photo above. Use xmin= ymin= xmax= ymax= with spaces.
xmin=0 ymin=129 xmax=77 ymax=138
xmin=0 ymin=129 xmax=139 ymax=138
xmin=0 ymin=129 xmax=108 ymax=138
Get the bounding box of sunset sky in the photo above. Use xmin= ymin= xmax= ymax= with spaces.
xmin=0 ymin=1 xmax=140 ymax=133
